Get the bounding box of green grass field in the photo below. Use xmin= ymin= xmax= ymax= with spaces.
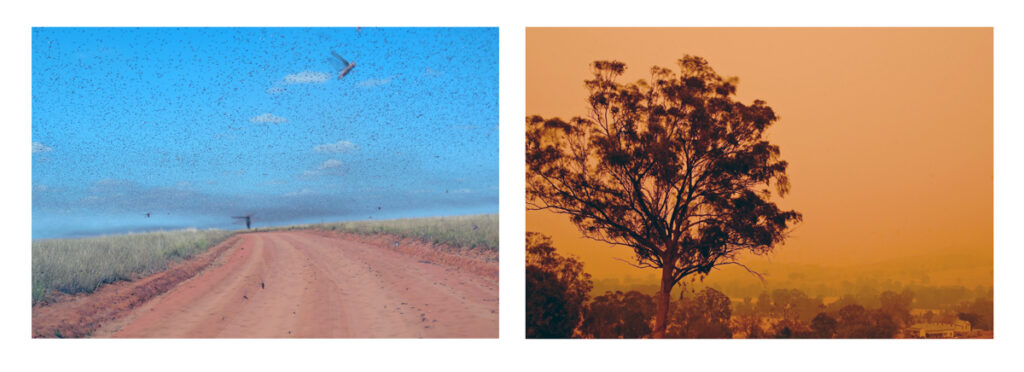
xmin=32 ymin=229 xmax=234 ymax=304
xmin=281 ymin=214 xmax=499 ymax=251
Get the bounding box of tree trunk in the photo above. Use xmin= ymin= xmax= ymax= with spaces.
xmin=651 ymin=265 xmax=674 ymax=338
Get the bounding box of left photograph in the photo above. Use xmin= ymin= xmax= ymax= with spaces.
xmin=31 ymin=27 xmax=499 ymax=338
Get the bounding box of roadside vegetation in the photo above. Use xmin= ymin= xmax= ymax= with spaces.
xmin=33 ymin=215 xmax=497 ymax=304
xmin=282 ymin=214 xmax=499 ymax=251
xmin=32 ymin=228 xmax=234 ymax=304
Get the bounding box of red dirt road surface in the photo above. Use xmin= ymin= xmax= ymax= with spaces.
xmin=68 ymin=231 xmax=497 ymax=338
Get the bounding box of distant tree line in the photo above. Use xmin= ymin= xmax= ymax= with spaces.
xmin=527 ymin=232 xmax=993 ymax=338
xmin=593 ymin=275 xmax=991 ymax=312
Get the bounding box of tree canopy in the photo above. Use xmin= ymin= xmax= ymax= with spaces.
xmin=834 ymin=304 xmax=899 ymax=338
xmin=667 ymin=287 xmax=733 ymax=338
xmin=581 ymin=290 xmax=656 ymax=338
xmin=526 ymin=55 xmax=801 ymax=337
xmin=526 ymin=232 xmax=593 ymax=338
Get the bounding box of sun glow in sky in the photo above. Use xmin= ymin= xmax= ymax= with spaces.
xmin=32 ymin=27 xmax=498 ymax=238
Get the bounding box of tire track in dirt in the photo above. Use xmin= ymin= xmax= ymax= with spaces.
xmin=103 ymin=231 xmax=498 ymax=338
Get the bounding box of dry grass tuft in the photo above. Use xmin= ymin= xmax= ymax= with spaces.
xmin=32 ymin=229 xmax=234 ymax=304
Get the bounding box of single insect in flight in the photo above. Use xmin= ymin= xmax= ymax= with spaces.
xmin=331 ymin=51 xmax=356 ymax=80
xmin=232 ymin=214 xmax=254 ymax=229
xmin=144 ymin=212 xmax=151 ymax=218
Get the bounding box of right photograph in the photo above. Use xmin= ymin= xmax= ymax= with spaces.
xmin=525 ymin=28 xmax=993 ymax=339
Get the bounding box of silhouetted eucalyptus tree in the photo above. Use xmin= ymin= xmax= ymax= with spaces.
xmin=526 ymin=55 xmax=801 ymax=338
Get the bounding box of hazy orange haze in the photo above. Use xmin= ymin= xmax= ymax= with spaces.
xmin=525 ymin=28 xmax=992 ymax=287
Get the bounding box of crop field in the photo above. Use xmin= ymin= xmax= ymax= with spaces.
xmin=281 ymin=214 xmax=499 ymax=251
xmin=32 ymin=229 xmax=234 ymax=304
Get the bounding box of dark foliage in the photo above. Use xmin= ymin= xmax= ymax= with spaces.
xmin=768 ymin=289 xmax=824 ymax=323
xmin=879 ymin=289 xmax=915 ymax=328
xmin=956 ymin=297 xmax=994 ymax=331
xmin=771 ymin=318 xmax=814 ymax=338
xmin=733 ymin=314 xmax=769 ymax=338
xmin=667 ymin=287 xmax=733 ymax=338
xmin=580 ymin=290 xmax=657 ymax=338
xmin=810 ymin=312 xmax=838 ymax=338
xmin=525 ymin=232 xmax=593 ymax=338
xmin=834 ymin=304 xmax=899 ymax=338
xmin=526 ymin=267 xmax=574 ymax=338
xmin=526 ymin=55 xmax=801 ymax=337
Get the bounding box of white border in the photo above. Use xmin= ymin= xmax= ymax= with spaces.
xmin=3 ymin=1 xmax=1021 ymax=371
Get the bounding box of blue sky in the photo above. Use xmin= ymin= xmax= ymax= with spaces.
xmin=32 ymin=28 xmax=498 ymax=238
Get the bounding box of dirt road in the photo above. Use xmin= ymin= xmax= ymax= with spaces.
xmin=99 ymin=231 xmax=498 ymax=338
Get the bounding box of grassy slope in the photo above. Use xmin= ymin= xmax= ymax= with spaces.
xmin=278 ymin=214 xmax=499 ymax=251
xmin=32 ymin=229 xmax=234 ymax=304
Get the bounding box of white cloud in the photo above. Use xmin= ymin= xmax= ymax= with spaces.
xmin=249 ymin=113 xmax=287 ymax=124
xmin=284 ymin=71 xmax=330 ymax=84
xmin=313 ymin=140 xmax=358 ymax=154
xmin=32 ymin=142 xmax=52 ymax=153
xmin=265 ymin=71 xmax=330 ymax=95
xmin=300 ymin=158 xmax=345 ymax=178
xmin=318 ymin=159 xmax=343 ymax=169
xmin=357 ymin=76 xmax=393 ymax=87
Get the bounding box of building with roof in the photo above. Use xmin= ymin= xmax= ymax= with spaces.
xmin=905 ymin=320 xmax=971 ymax=338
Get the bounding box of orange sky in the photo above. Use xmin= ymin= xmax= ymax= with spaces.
xmin=526 ymin=28 xmax=992 ymax=286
